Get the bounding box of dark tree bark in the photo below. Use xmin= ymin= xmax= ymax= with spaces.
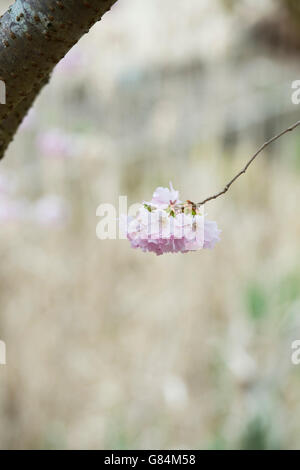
xmin=0 ymin=0 xmax=116 ymax=159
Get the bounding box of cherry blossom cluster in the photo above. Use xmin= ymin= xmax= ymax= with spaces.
xmin=121 ymin=183 xmax=221 ymax=255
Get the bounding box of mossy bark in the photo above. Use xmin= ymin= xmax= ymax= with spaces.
xmin=0 ymin=0 xmax=115 ymax=159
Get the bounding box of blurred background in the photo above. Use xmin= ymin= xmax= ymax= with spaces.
xmin=0 ymin=0 xmax=300 ymax=450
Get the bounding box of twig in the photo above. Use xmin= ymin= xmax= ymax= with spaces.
xmin=197 ymin=120 xmax=300 ymax=206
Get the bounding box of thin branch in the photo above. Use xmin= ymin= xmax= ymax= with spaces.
xmin=197 ymin=119 xmax=300 ymax=206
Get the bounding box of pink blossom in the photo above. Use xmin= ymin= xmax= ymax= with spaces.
xmin=146 ymin=182 xmax=180 ymax=209
xmin=203 ymin=220 xmax=221 ymax=249
xmin=33 ymin=195 xmax=70 ymax=227
xmin=36 ymin=129 xmax=75 ymax=159
xmin=0 ymin=196 xmax=29 ymax=223
xmin=121 ymin=183 xmax=221 ymax=255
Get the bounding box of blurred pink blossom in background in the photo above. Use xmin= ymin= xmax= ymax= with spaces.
xmin=0 ymin=176 xmax=70 ymax=227
xmin=33 ymin=195 xmax=70 ymax=227
xmin=0 ymin=197 xmax=29 ymax=223
xmin=36 ymin=129 xmax=76 ymax=159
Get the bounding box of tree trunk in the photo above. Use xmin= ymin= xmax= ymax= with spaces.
xmin=0 ymin=0 xmax=116 ymax=159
